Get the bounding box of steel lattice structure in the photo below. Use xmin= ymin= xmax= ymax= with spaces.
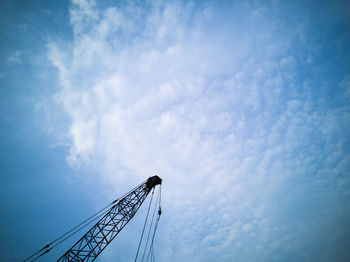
xmin=57 ymin=176 xmax=162 ymax=262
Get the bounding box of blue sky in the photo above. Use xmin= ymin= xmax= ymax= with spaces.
xmin=1 ymin=0 xmax=350 ymax=261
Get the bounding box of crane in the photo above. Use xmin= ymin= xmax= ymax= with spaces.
xmin=23 ymin=175 xmax=162 ymax=262
xmin=58 ymin=175 xmax=162 ymax=261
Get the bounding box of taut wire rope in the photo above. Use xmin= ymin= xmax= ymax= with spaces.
xmin=141 ymin=187 xmax=160 ymax=262
xmin=134 ymin=187 xmax=155 ymax=262
xmin=145 ymin=184 xmax=162 ymax=262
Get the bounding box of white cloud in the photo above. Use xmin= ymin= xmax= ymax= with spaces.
xmin=46 ymin=0 xmax=350 ymax=261
xmin=7 ymin=51 xmax=22 ymax=64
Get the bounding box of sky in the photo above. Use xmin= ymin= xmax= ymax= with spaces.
xmin=0 ymin=0 xmax=350 ymax=261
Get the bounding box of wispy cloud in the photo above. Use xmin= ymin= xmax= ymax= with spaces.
xmin=7 ymin=51 xmax=22 ymax=64
xmin=47 ymin=0 xmax=350 ymax=261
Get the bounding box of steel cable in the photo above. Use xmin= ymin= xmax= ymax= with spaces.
xmin=134 ymin=187 xmax=155 ymax=262
xmin=141 ymin=188 xmax=160 ymax=262
xmin=146 ymin=185 xmax=161 ymax=262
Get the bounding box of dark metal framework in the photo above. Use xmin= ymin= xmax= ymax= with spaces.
xmin=57 ymin=176 xmax=162 ymax=262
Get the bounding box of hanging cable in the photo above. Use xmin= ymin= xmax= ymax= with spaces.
xmin=146 ymin=212 xmax=161 ymax=262
xmin=134 ymin=187 xmax=155 ymax=262
xmin=146 ymin=184 xmax=161 ymax=262
xmin=141 ymin=187 xmax=160 ymax=262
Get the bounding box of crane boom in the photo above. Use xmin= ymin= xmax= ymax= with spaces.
xmin=57 ymin=176 xmax=162 ymax=262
